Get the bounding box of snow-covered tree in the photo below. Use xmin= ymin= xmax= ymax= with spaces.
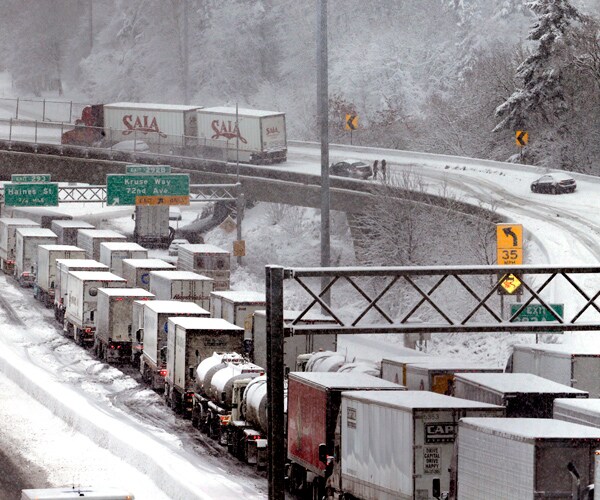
xmin=495 ymin=0 xmax=585 ymax=131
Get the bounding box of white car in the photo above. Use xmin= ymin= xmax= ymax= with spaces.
xmin=168 ymin=238 xmax=190 ymax=256
xmin=111 ymin=140 xmax=150 ymax=152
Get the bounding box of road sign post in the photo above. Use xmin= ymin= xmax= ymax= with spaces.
xmin=4 ymin=182 xmax=59 ymax=207
xmin=106 ymin=174 xmax=190 ymax=206
xmin=345 ymin=113 xmax=358 ymax=145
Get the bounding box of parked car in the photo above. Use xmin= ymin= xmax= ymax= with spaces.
xmin=168 ymin=238 xmax=190 ymax=256
xmin=112 ymin=140 xmax=150 ymax=152
xmin=329 ymin=159 xmax=373 ymax=180
xmin=530 ymin=173 xmax=577 ymax=194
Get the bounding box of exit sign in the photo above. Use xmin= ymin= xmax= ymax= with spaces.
xmin=107 ymin=174 xmax=189 ymax=205
xmin=510 ymin=303 xmax=564 ymax=322
xmin=4 ymin=182 xmax=59 ymax=206
xmin=125 ymin=165 xmax=172 ymax=174
xmin=11 ymin=174 xmax=51 ymax=183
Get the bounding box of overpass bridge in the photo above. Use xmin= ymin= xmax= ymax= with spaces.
xmin=0 ymin=137 xmax=493 ymax=223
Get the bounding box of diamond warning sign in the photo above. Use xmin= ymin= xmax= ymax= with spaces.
xmin=500 ymin=273 xmax=522 ymax=295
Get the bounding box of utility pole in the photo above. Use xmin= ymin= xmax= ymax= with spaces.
xmin=88 ymin=0 xmax=93 ymax=52
xmin=182 ymin=0 xmax=190 ymax=104
xmin=318 ymin=0 xmax=330 ymax=297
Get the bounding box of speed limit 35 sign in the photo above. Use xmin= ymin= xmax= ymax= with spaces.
xmin=496 ymin=224 xmax=523 ymax=265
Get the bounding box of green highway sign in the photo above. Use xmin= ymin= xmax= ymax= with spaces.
xmin=125 ymin=165 xmax=172 ymax=174
xmin=11 ymin=174 xmax=51 ymax=183
xmin=107 ymin=174 xmax=189 ymax=205
xmin=510 ymin=303 xmax=564 ymax=322
xmin=4 ymin=182 xmax=59 ymax=207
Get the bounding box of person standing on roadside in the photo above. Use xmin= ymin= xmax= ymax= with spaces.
xmin=381 ymin=159 xmax=387 ymax=181
xmin=372 ymin=160 xmax=379 ymax=180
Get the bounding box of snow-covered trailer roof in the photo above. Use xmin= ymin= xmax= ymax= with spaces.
xmin=16 ymin=227 xmax=56 ymax=238
xmin=105 ymin=102 xmax=201 ymax=112
xmin=288 ymin=371 xmax=403 ymax=390
xmin=178 ymin=244 xmax=229 ymax=254
xmin=97 ymin=287 xmax=155 ymax=298
xmin=455 ymin=372 xmax=587 ymax=395
xmin=55 ymin=259 xmax=107 ymax=269
xmin=121 ymin=258 xmax=175 ymax=269
xmin=67 ymin=271 xmax=126 ymax=282
xmin=513 ymin=343 xmax=600 ymax=356
xmin=143 ymin=300 xmax=209 ymax=315
xmin=149 ymin=270 xmax=213 ymax=281
xmin=460 ymin=417 xmax=600 ymax=441
xmin=343 ymin=390 xmax=504 ymax=410
xmin=168 ymin=316 xmax=243 ymax=331
xmin=210 ymin=290 xmax=265 ymax=304
xmin=200 ymin=106 xmax=284 ymax=117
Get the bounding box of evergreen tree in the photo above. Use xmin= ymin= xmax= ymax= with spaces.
xmin=495 ymin=0 xmax=584 ymax=131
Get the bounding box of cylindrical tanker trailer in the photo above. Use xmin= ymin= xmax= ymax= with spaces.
xmin=192 ymin=352 xmax=263 ymax=445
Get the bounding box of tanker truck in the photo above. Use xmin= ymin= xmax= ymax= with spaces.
xmin=192 ymin=352 xmax=263 ymax=445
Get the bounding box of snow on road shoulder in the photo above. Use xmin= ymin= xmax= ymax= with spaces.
xmin=0 ymin=368 xmax=168 ymax=500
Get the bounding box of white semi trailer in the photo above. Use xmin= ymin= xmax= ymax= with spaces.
xmin=64 ymin=270 xmax=126 ymax=345
xmin=95 ymin=288 xmax=155 ymax=363
xmin=35 ymin=244 xmax=86 ymax=306
xmin=138 ymin=300 xmax=209 ymax=390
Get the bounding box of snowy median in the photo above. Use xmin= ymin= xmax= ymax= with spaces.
xmin=0 ymin=341 xmax=263 ymax=499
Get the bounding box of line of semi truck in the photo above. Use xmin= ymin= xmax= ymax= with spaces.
xmin=5 ymin=208 xmax=600 ymax=499
xmin=60 ymin=102 xmax=287 ymax=165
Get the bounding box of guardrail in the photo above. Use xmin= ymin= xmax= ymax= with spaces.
xmin=0 ymin=96 xmax=88 ymax=123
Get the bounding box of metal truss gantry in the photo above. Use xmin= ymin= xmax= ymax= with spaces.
xmin=264 ymin=264 xmax=600 ymax=499
xmin=0 ymin=183 xmax=240 ymax=204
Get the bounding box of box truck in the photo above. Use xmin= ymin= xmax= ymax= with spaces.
xmin=177 ymin=244 xmax=230 ymax=291
xmin=405 ymin=359 xmax=502 ymax=395
xmin=99 ymin=241 xmax=148 ymax=276
xmin=121 ymin=258 xmax=175 ymax=290
xmin=54 ymin=259 xmax=108 ymax=323
xmin=15 ymin=227 xmax=57 ymax=286
xmin=95 ymin=288 xmax=155 ymax=363
xmin=77 ymin=229 xmax=126 ymax=260
xmin=0 ymin=218 xmax=40 ymax=273
xmin=51 ymin=219 xmax=94 ymax=246
xmin=554 ymin=398 xmax=600 ymax=428
xmin=138 ymin=300 xmax=210 ymax=390
xmin=252 ymin=309 xmax=337 ymax=373
xmin=455 ymin=417 xmax=600 ymax=500
xmin=196 ymin=107 xmax=287 ymax=164
xmin=508 ymin=343 xmax=600 ymax=397
xmin=64 ymin=270 xmax=127 ymax=345
xmin=332 ymin=391 xmax=505 ymax=500
xmin=133 ymin=205 xmax=171 ymax=248
xmin=381 ymin=354 xmax=448 ymax=386
xmin=286 ymin=372 xmax=404 ymax=499
xmin=453 ymin=372 xmax=588 ymax=418
xmin=149 ymin=270 xmax=214 ymax=309
xmin=164 ymin=317 xmax=244 ymax=416
xmin=102 ymin=102 xmax=200 ymax=149
xmin=210 ymin=290 xmax=266 ymax=342
xmin=35 ymin=244 xmax=86 ymax=306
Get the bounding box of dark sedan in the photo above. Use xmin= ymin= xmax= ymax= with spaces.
xmin=530 ymin=173 xmax=577 ymax=194
xmin=329 ymin=160 xmax=373 ymax=180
